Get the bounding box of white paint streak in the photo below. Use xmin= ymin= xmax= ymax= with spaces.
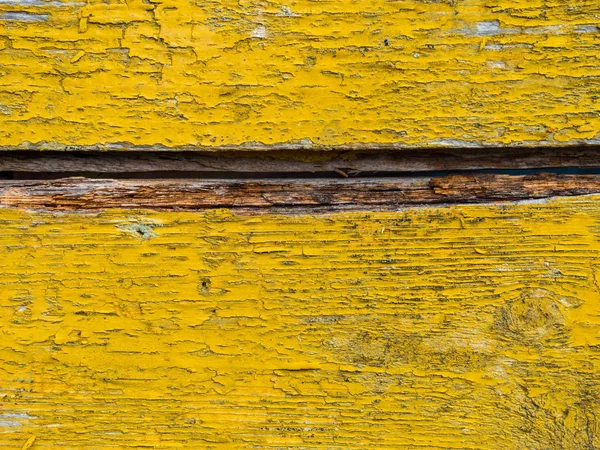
xmin=0 ymin=11 xmax=48 ymax=21
xmin=524 ymin=25 xmax=564 ymax=35
xmin=487 ymin=61 xmax=506 ymax=69
xmin=0 ymin=413 xmax=36 ymax=419
xmin=251 ymin=25 xmax=267 ymax=39
xmin=575 ymin=24 xmax=598 ymax=33
xmin=278 ymin=6 xmax=300 ymax=17
xmin=476 ymin=20 xmax=501 ymax=36
xmin=0 ymin=0 xmax=83 ymax=5
xmin=0 ymin=421 xmax=22 ymax=427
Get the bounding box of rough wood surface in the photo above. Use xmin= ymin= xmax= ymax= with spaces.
xmin=1 ymin=148 xmax=600 ymax=175
xmin=1 ymin=196 xmax=600 ymax=448
xmin=0 ymin=173 xmax=599 ymax=212
xmin=0 ymin=0 xmax=599 ymax=150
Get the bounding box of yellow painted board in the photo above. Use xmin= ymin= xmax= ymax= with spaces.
xmin=1 ymin=196 xmax=600 ymax=448
xmin=0 ymin=0 xmax=599 ymax=149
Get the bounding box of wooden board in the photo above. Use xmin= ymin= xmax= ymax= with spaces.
xmin=0 ymin=0 xmax=599 ymax=150
xmin=1 ymin=195 xmax=600 ymax=448
xmin=0 ymin=173 xmax=600 ymax=213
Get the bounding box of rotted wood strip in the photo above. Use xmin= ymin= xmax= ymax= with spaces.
xmin=1 ymin=148 xmax=600 ymax=175
xmin=0 ymin=0 xmax=599 ymax=149
xmin=0 ymin=173 xmax=599 ymax=212
xmin=1 ymin=196 xmax=600 ymax=448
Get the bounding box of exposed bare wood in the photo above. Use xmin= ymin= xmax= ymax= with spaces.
xmin=0 ymin=148 xmax=599 ymax=177
xmin=1 ymin=173 xmax=599 ymax=213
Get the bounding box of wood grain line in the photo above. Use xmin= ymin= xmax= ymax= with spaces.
xmin=1 ymin=173 xmax=599 ymax=212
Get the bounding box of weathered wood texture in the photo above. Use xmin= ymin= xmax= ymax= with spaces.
xmin=0 ymin=0 xmax=599 ymax=150
xmin=1 ymin=196 xmax=600 ymax=448
xmin=1 ymin=148 xmax=600 ymax=174
xmin=0 ymin=173 xmax=599 ymax=212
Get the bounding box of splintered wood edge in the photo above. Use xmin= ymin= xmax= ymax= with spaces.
xmin=0 ymin=147 xmax=599 ymax=175
xmin=1 ymin=173 xmax=599 ymax=214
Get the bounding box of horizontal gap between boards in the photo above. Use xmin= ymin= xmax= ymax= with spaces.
xmin=1 ymin=148 xmax=599 ymax=211
xmin=3 ymin=167 xmax=600 ymax=180
xmin=0 ymin=147 xmax=599 ymax=179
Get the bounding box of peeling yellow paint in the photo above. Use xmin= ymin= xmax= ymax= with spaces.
xmin=1 ymin=196 xmax=600 ymax=447
xmin=20 ymin=436 xmax=35 ymax=450
xmin=69 ymin=50 xmax=86 ymax=64
xmin=0 ymin=0 xmax=599 ymax=149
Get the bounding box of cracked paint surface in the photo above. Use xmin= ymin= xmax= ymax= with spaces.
xmin=1 ymin=196 xmax=600 ymax=448
xmin=0 ymin=0 xmax=599 ymax=149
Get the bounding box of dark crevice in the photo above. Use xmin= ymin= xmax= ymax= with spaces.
xmin=0 ymin=147 xmax=599 ymax=181
xmin=2 ymin=167 xmax=600 ymax=181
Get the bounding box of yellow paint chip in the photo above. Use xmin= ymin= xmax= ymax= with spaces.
xmin=70 ymin=50 xmax=85 ymax=63
xmin=53 ymin=327 xmax=74 ymax=345
xmin=21 ymin=436 xmax=35 ymax=450
xmin=78 ymin=17 xmax=87 ymax=33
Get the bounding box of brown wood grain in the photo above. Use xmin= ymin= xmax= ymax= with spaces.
xmin=0 ymin=173 xmax=598 ymax=213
